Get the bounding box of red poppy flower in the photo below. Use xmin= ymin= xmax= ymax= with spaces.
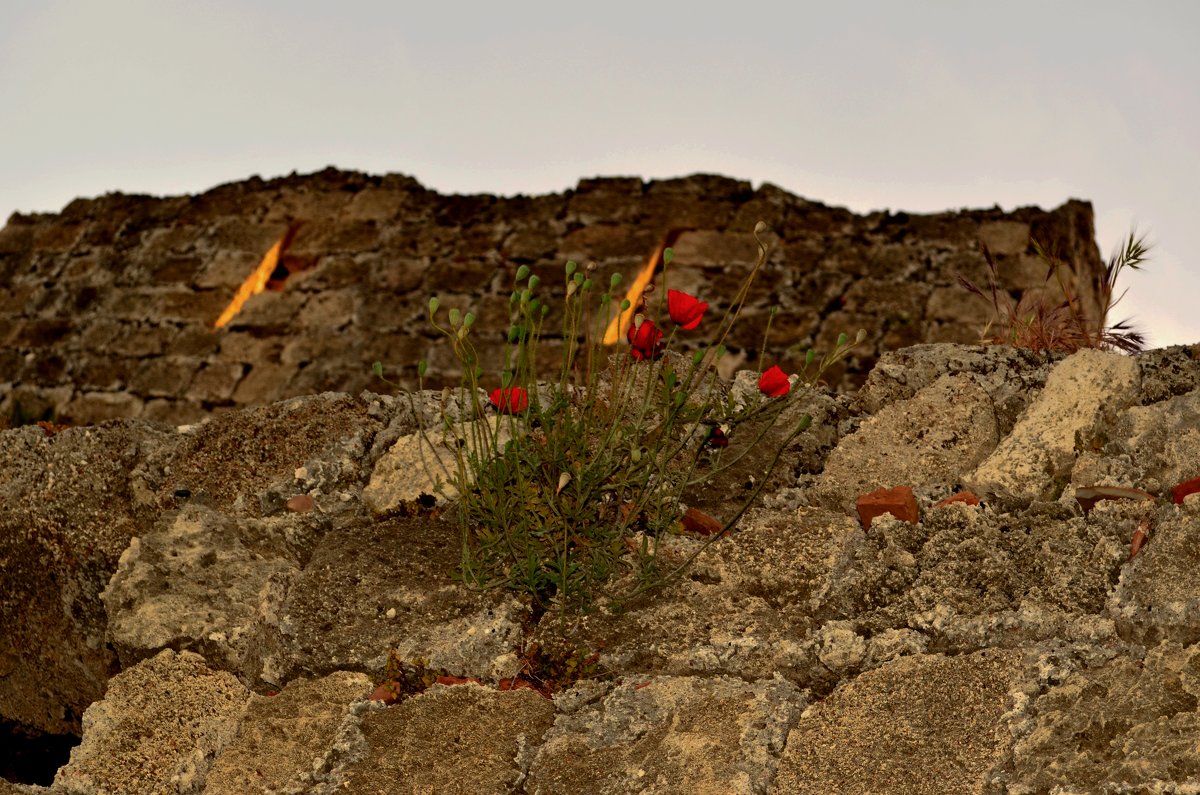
xmin=627 ymin=318 xmax=665 ymax=361
xmin=490 ymin=386 xmax=528 ymax=413
xmin=667 ymin=289 xmax=708 ymax=330
xmin=758 ymin=365 xmax=791 ymax=397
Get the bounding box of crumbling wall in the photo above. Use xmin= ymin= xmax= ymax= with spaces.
xmin=0 ymin=168 xmax=1107 ymax=426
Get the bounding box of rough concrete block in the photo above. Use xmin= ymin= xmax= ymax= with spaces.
xmin=342 ymin=683 xmax=555 ymax=794
xmin=528 ymin=675 xmax=802 ymax=794
xmin=53 ymin=650 xmax=249 ymax=795
xmin=202 ymin=671 xmax=374 ymax=794
xmin=773 ymin=649 xmax=1022 ymax=794
xmin=965 ymin=348 xmax=1139 ymax=503
xmin=815 ymin=373 xmax=999 ymax=512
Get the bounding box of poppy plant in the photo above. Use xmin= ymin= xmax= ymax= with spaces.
xmin=757 ymin=365 xmax=790 ymax=397
xmin=627 ymin=317 xmax=665 ymax=361
xmin=490 ymin=386 xmax=529 ymax=413
xmin=667 ymin=289 xmax=709 ymax=330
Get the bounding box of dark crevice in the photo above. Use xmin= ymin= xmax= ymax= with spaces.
xmin=0 ymin=719 xmax=80 ymax=786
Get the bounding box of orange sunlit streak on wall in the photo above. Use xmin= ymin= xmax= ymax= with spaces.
xmin=213 ymin=223 xmax=303 ymax=329
xmin=602 ymin=228 xmax=688 ymax=345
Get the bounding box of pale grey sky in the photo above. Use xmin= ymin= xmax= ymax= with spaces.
xmin=3 ymin=1 xmax=1197 ymax=345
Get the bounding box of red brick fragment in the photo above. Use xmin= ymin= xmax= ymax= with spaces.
xmin=1075 ymin=485 xmax=1155 ymax=516
xmin=286 ymin=494 xmax=315 ymax=512
xmin=934 ymin=491 xmax=980 ymax=509
xmin=681 ymin=506 xmax=723 ymax=536
xmin=856 ymin=485 xmax=919 ymax=529
xmin=1171 ymin=477 xmax=1200 ymax=505
xmin=1129 ymin=521 xmax=1151 ymax=560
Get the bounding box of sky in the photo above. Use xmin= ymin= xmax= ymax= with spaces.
xmin=2 ymin=1 xmax=1197 ymax=347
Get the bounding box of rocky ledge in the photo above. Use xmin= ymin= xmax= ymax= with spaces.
xmin=2 ymin=341 xmax=1200 ymax=794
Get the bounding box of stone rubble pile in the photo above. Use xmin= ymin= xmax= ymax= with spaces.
xmin=1 ymin=342 xmax=1199 ymax=793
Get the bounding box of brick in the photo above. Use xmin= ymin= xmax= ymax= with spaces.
xmin=934 ymin=491 xmax=981 ymax=509
xmin=857 ymin=485 xmax=919 ymax=529
xmin=1170 ymin=477 xmax=1200 ymax=506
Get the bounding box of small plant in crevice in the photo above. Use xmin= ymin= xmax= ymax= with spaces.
xmin=374 ymin=222 xmax=863 ymax=620
xmin=958 ymin=230 xmax=1150 ymax=354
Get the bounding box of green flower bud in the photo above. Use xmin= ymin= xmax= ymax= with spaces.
xmin=663 ymin=248 xmax=674 ymax=265
xmin=541 ymin=304 xmax=550 ymax=317
xmin=501 ymin=370 xmax=512 ymax=386
xmin=692 ymin=349 xmax=705 ymax=365
xmin=428 ymin=297 xmax=440 ymax=316
xmin=508 ymin=325 xmax=524 ymax=343
xmin=610 ymin=273 xmax=623 ymax=288
xmin=449 ymin=308 xmax=462 ymax=326
xmin=620 ymin=299 xmax=631 ymax=312
xmin=673 ymin=391 xmax=686 ymax=408
xmin=574 ymin=272 xmax=585 ymax=285
xmin=371 ymin=361 xmax=383 ymax=377
xmin=837 ymin=332 xmax=848 ymax=347
xmin=418 ymin=360 xmax=428 ymax=377
xmin=806 ymin=349 xmax=816 ymax=366
xmin=528 ymin=275 xmax=541 ymax=291
xmin=515 ymin=265 xmax=531 ymax=282
xmin=855 ymin=328 xmax=867 ymax=344
xmin=582 ymin=279 xmax=592 ymax=291
xmin=565 ymin=260 xmax=577 ymax=276
xmin=463 ymin=312 xmax=476 ymax=327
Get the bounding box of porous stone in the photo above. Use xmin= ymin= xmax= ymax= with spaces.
xmin=965 ymin=348 xmax=1140 ymax=503
xmin=0 ymin=421 xmax=179 ymax=735
xmin=815 ymin=373 xmax=1000 ymax=512
xmin=101 ymin=503 xmax=303 ymax=685
xmin=202 ymin=671 xmax=374 ymax=794
xmin=528 ymin=675 xmax=803 ymax=795
xmin=53 ymin=650 xmax=249 ymax=795
xmin=772 ymin=649 xmax=1023 ymax=795
xmin=276 ymin=515 xmax=525 ymax=683
xmin=342 ymin=683 xmax=555 ymax=794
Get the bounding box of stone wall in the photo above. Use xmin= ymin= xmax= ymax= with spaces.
xmin=0 ymin=168 xmax=1107 ymax=426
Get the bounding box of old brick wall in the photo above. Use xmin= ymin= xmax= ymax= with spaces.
xmin=0 ymin=168 xmax=1107 ymax=427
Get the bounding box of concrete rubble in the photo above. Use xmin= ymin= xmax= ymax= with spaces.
xmin=1 ymin=341 xmax=1199 ymax=793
